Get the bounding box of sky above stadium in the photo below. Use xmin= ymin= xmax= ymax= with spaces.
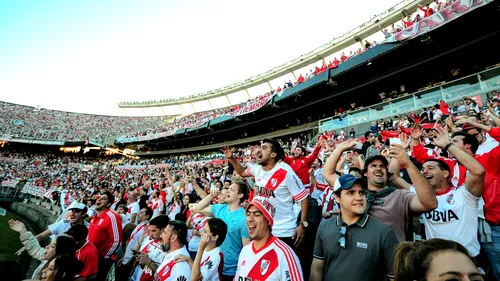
xmin=0 ymin=0 xmax=402 ymax=116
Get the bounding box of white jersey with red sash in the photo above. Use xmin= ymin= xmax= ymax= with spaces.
xmin=131 ymin=238 xmax=165 ymax=281
xmin=155 ymin=246 xmax=191 ymax=281
xmin=235 ymin=236 xmax=303 ymax=281
xmin=123 ymin=221 xmax=149 ymax=264
xmin=245 ymin=162 xmax=307 ymax=237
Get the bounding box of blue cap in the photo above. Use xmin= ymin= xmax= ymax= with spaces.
xmin=333 ymin=174 xmax=367 ymax=192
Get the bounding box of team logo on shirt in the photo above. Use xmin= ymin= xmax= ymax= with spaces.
xmin=446 ymin=193 xmax=455 ymax=205
xmin=271 ymin=179 xmax=278 ymax=187
xmin=260 ymin=259 xmax=271 ymax=275
xmin=98 ymin=218 xmax=104 ymax=225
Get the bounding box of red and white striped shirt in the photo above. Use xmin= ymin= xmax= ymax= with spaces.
xmin=235 ymin=236 xmax=303 ymax=281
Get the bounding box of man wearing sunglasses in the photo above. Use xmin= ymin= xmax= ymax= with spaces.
xmin=310 ymin=174 xmax=398 ymax=281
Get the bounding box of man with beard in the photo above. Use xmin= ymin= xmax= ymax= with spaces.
xmin=222 ymin=139 xmax=309 ymax=249
xmin=130 ymin=215 xmax=170 ymax=281
xmin=310 ymin=158 xmax=328 ymax=202
xmin=155 ymin=220 xmax=191 ymax=281
xmin=235 ymin=196 xmax=303 ymax=281
xmin=88 ymin=191 xmax=122 ymax=281
xmin=310 ymin=174 xmax=398 ymax=281
xmin=324 ymin=139 xmax=437 ymax=242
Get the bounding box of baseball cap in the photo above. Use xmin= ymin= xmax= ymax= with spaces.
xmin=364 ymin=155 xmax=389 ymax=170
xmin=69 ymin=203 xmax=88 ymax=213
xmin=246 ymin=196 xmax=276 ymax=227
xmin=333 ymin=174 xmax=367 ymax=192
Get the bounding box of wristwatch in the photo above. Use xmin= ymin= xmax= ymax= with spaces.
xmin=299 ymin=221 xmax=309 ymax=228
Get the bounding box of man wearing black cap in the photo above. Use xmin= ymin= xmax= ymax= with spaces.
xmin=324 ymin=139 xmax=437 ymax=242
xmin=310 ymin=174 xmax=398 ymax=281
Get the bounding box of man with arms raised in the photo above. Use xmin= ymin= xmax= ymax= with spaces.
xmin=390 ymin=127 xmax=484 ymax=257
xmin=310 ymin=174 xmax=398 ymax=281
xmin=222 ymin=139 xmax=309 ymax=248
xmin=323 ymin=139 xmax=437 ymax=242
xmin=88 ymin=191 xmax=122 ymax=281
xmin=235 ymin=196 xmax=303 ymax=281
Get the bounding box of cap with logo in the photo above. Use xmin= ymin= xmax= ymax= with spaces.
xmin=333 ymin=174 xmax=367 ymax=192
xmin=246 ymin=196 xmax=276 ymax=227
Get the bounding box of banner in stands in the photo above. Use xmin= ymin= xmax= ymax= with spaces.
xmin=385 ymin=0 xmax=492 ymax=43
xmin=184 ymin=160 xmax=210 ymax=166
xmin=230 ymin=94 xmax=274 ymax=117
xmin=21 ymin=184 xmax=46 ymax=197
xmin=1 ymin=180 xmax=18 ymax=187
xmin=0 ymin=157 xmax=27 ymax=163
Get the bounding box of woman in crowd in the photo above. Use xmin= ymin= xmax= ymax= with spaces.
xmin=37 ymin=253 xmax=81 ymax=281
xmin=8 ymin=220 xmax=77 ymax=280
xmin=393 ymin=238 xmax=484 ymax=281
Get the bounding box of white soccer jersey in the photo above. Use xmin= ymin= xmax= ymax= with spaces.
xmin=131 ymin=238 xmax=165 ymax=281
xmin=199 ymin=247 xmax=224 ymax=281
xmin=311 ymin=168 xmax=328 ymax=200
xmin=123 ymin=221 xmax=149 ymax=264
xmin=127 ymin=201 xmax=140 ymax=223
xmin=317 ymin=187 xmax=338 ymax=218
xmin=167 ymin=202 xmax=181 ymax=221
xmin=246 ymin=162 xmax=308 ymax=237
xmin=156 ymin=246 xmax=191 ymax=281
xmin=151 ymin=198 xmax=164 ymax=218
xmin=49 ymin=220 xmax=90 ymax=237
xmin=235 ymin=236 xmax=303 ymax=281
xmin=411 ymin=185 xmax=480 ymax=256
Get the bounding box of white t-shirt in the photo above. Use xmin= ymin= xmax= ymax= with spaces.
xmin=246 ymin=162 xmax=308 ymax=237
xmin=49 ymin=220 xmax=90 ymax=241
xmin=199 ymin=247 xmax=224 ymax=281
xmin=130 ymin=238 xmax=165 ymax=281
xmin=127 ymin=201 xmax=140 ymax=223
xmin=410 ymin=185 xmax=480 ymax=256
xmin=235 ymin=236 xmax=303 ymax=281
xmin=156 ymin=247 xmax=191 ymax=281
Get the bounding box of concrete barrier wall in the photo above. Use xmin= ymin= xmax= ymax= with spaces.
xmin=9 ymin=202 xmax=57 ymax=234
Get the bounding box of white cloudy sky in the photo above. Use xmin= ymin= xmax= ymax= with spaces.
xmin=0 ymin=0 xmax=403 ymax=116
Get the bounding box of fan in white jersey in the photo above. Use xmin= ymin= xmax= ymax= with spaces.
xmin=173 ymin=218 xmax=227 ymax=281
xmin=149 ymin=189 xmax=164 ymax=218
xmin=222 ymin=139 xmax=309 ymax=247
xmin=127 ymin=190 xmax=141 ymax=224
xmin=155 ymin=220 xmax=191 ymax=281
xmin=235 ymin=196 xmax=304 ymax=281
xmin=130 ymin=215 xmax=169 ymax=281
xmin=390 ymin=127 xmax=485 ymax=257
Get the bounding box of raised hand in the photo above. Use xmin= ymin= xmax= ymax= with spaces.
xmin=432 ymin=126 xmax=452 ymax=149
xmin=8 ymin=220 xmax=27 ymax=234
xmin=388 ymin=144 xmax=413 ymax=168
xmin=411 ymin=124 xmax=423 ymax=140
xmin=221 ymin=145 xmax=234 ymax=159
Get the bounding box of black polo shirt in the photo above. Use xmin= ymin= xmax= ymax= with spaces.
xmin=313 ymin=213 xmax=398 ymax=281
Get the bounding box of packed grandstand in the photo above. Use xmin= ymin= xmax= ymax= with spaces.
xmin=2 ymin=0 xmax=500 ymax=281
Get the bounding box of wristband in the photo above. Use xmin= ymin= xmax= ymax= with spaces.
xmin=443 ymin=143 xmax=454 ymax=152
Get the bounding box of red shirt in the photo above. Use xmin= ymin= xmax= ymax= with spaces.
xmin=88 ymin=209 xmax=122 ymax=260
xmin=76 ymin=241 xmax=99 ymax=277
xmin=297 ymin=75 xmax=305 ymax=83
xmin=439 ymin=101 xmax=450 ymax=115
xmin=284 ymin=145 xmax=321 ymax=185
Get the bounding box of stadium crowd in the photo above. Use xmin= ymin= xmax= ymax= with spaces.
xmin=1 ymin=90 xmax=500 ymax=281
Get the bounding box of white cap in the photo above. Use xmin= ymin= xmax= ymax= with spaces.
xmin=69 ymin=203 xmax=88 ymax=213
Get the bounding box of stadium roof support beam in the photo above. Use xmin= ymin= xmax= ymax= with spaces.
xmin=207 ymin=99 xmax=214 ymax=110
xmin=266 ymin=80 xmax=273 ymax=92
xmin=244 ymin=88 xmax=251 ymax=99
xmin=354 ymin=36 xmax=365 ymax=49
xmin=291 ymin=70 xmax=297 ymax=81
xmin=225 ymin=95 xmax=232 ymax=106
